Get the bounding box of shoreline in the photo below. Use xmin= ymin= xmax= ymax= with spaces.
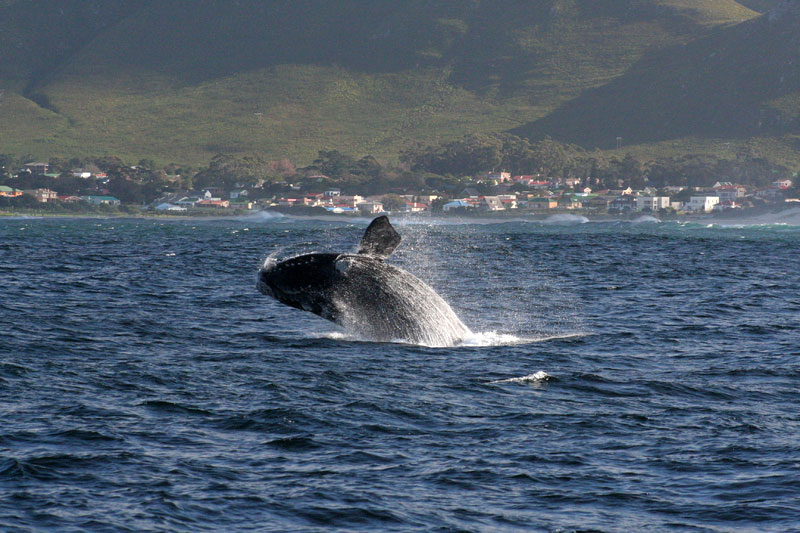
xmin=3 ymin=206 xmax=800 ymax=226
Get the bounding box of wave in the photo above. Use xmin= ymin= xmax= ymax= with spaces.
xmin=489 ymin=370 xmax=551 ymax=384
xmin=680 ymin=207 xmax=800 ymax=229
xmin=631 ymin=215 xmax=661 ymax=224
xmin=246 ymin=210 xmax=286 ymax=222
xmin=542 ymin=214 xmax=589 ymax=225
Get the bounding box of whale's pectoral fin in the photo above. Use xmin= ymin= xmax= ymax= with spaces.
xmin=357 ymin=215 xmax=401 ymax=259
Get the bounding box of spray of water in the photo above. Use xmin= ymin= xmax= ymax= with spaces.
xmin=632 ymin=215 xmax=661 ymax=224
xmin=490 ymin=370 xmax=551 ymax=384
xmin=258 ymin=216 xmax=585 ymax=348
xmin=543 ymin=214 xmax=590 ymax=225
xmin=331 ymin=256 xmax=471 ymax=347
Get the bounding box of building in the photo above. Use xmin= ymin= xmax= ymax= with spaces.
xmin=526 ymin=197 xmax=557 ymax=210
xmin=480 ymin=171 xmax=511 ymax=183
xmin=357 ymin=201 xmax=384 ymax=214
xmin=82 ymin=195 xmax=121 ymax=206
xmin=415 ymin=195 xmax=439 ymax=204
xmin=58 ymin=195 xmax=82 ymax=203
xmin=196 ymin=199 xmax=230 ymax=208
xmin=230 ymin=199 xmax=254 ymax=210
xmin=635 ymin=196 xmax=671 ymax=212
xmin=0 ymin=185 xmax=23 ymax=197
xmin=442 ymin=200 xmax=473 ymax=212
xmin=713 ymin=201 xmax=742 ymax=212
xmin=22 ymin=162 xmax=49 ymax=175
xmin=500 ymin=198 xmax=518 ymax=209
xmin=402 ymin=202 xmax=429 ymax=213
xmin=514 ymin=176 xmax=551 ymax=189
xmin=71 ymin=169 xmax=93 ymax=178
xmin=175 ymin=197 xmax=199 ymax=207
xmin=583 ymin=196 xmax=610 ymax=211
xmin=608 ymin=195 xmax=636 ymax=212
xmin=715 ymin=185 xmax=747 ymax=203
xmin=686 ymin=196 xmax=719 ymax=212
xmin=24 ymin=188 xmax=58 ymax=202
xmin=324 ymin=206 xmax=357 ymax=214
xmin=335 ymin=195 xmax=365 ymax=208
xmin=155 ymin=203 xmax=187 ymax=211
xmin=557 ymin=196 xmax=582 ymax=210
xmin=479 ymin=196 xmax=505 ymax=211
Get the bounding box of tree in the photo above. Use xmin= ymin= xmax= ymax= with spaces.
xmin=310 ymin=150 xmax=355 ymax=179
xmin=193 ymin=153 xmax=272 ymax=190
xmin=137 ymin=158 xmax=156 ymax=171
xmin=400 ymin=134 xmax=502 ymax=176
xmin=381 ymin=194 xmax=405 ymax=211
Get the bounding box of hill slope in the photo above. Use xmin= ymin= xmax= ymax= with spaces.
xmin=0 ymin=0 xmax=779 ymax=166
xmin=512 ymin=4 xmax=800 ymax=153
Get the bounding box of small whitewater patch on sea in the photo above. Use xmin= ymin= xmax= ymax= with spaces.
xmin=489 ymin=370 xmax=551 ymax=384
xmin=312 ymin=330 xmax=586 ymax=348
xmin=459 ymin=330 xmax=585 ymax=346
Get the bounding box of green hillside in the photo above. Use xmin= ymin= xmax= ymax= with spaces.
xmin=3 ymin=0 xmax=789 ymax=168
xmin=512 ymin=4 xmax=800 ymax=161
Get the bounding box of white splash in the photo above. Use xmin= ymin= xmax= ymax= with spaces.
xmin=333 ymin=258 xmax=472 ymax=348
xmin=632 ymin=215 xmax=661 ymax=224
xmin=261 ymin=250 xmax=282 ymax=271
xmin=543 ymin=214 xmax=589 ymax=225
xmin=460 ymin=331 xmax=527 ymax=346
xmin=490 ymin=371 xmax=551 ymax=384
xmin=248 ymin=210 xmax=286 ymax=222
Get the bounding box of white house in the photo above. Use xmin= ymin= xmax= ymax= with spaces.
xmin=71 ymin=169 xmax=93 ymax=178
xmin=480 ymin=171 xmax=511 ymax=183
xmin=686 ymin=196 xmax=720 ymax=212
xmin=357 ymin=201 xmax=384 ymax=214
xmin=635 ymin=196 xmax=671 ymax=212
xmin=402 ymin=202 xmax=428 ymax=213
xmin=155 ymin=202 xmax=187 ymax=212
xmin=442 ymin=200 xmax=473 ymax=212
xmin=481 ymin=196 xmax=505 ymax=211
xmin=715 ymin=185 xmax=746 ymax=203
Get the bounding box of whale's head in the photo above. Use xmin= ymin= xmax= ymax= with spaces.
xmin=257 ymin=253 xmax=341 ymax=317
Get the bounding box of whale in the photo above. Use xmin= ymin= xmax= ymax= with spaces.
xmin=257 ymin=216 xmax=470 ymax=346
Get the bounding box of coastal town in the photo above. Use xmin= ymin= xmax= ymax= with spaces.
xmin=260 ymin=171 xmax=796 ymax=216
xmin=1 ymin=161 xmax=796 ymax=218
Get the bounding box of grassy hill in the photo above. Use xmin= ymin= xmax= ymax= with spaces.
xmin=4 ymin=0 xmax=794 ymax=169
xmin=512 ymin=3 xmax=800 ymax=166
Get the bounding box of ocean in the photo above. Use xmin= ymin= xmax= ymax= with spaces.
xmin=2 ymin=213 xmax=799 ymax=532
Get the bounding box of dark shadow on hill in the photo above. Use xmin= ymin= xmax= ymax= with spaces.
xmin=511 ymin=7 xmax=800 ymax=148
xmin=0 ymin=0 xmax=145 ymax=92
xmin=9 ymin=0 xmax=757 ymax=92
xmin=444 ymin=0 xmax=718 ymax=98
xmin=68 ymin=0 xmax=480 ymax=84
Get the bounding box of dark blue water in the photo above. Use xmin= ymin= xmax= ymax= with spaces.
xmin=2 ymin=213 xmax=800 ymax=532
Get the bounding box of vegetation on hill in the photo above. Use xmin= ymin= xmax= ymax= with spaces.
xmin=1 ymin=0 xmax=797 ymax=175
xmin=513 ymin=4 xmax=800 ymax=151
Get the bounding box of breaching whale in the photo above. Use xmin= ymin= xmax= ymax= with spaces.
xmin=257 ymin=216 xmax=470 ymax=346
